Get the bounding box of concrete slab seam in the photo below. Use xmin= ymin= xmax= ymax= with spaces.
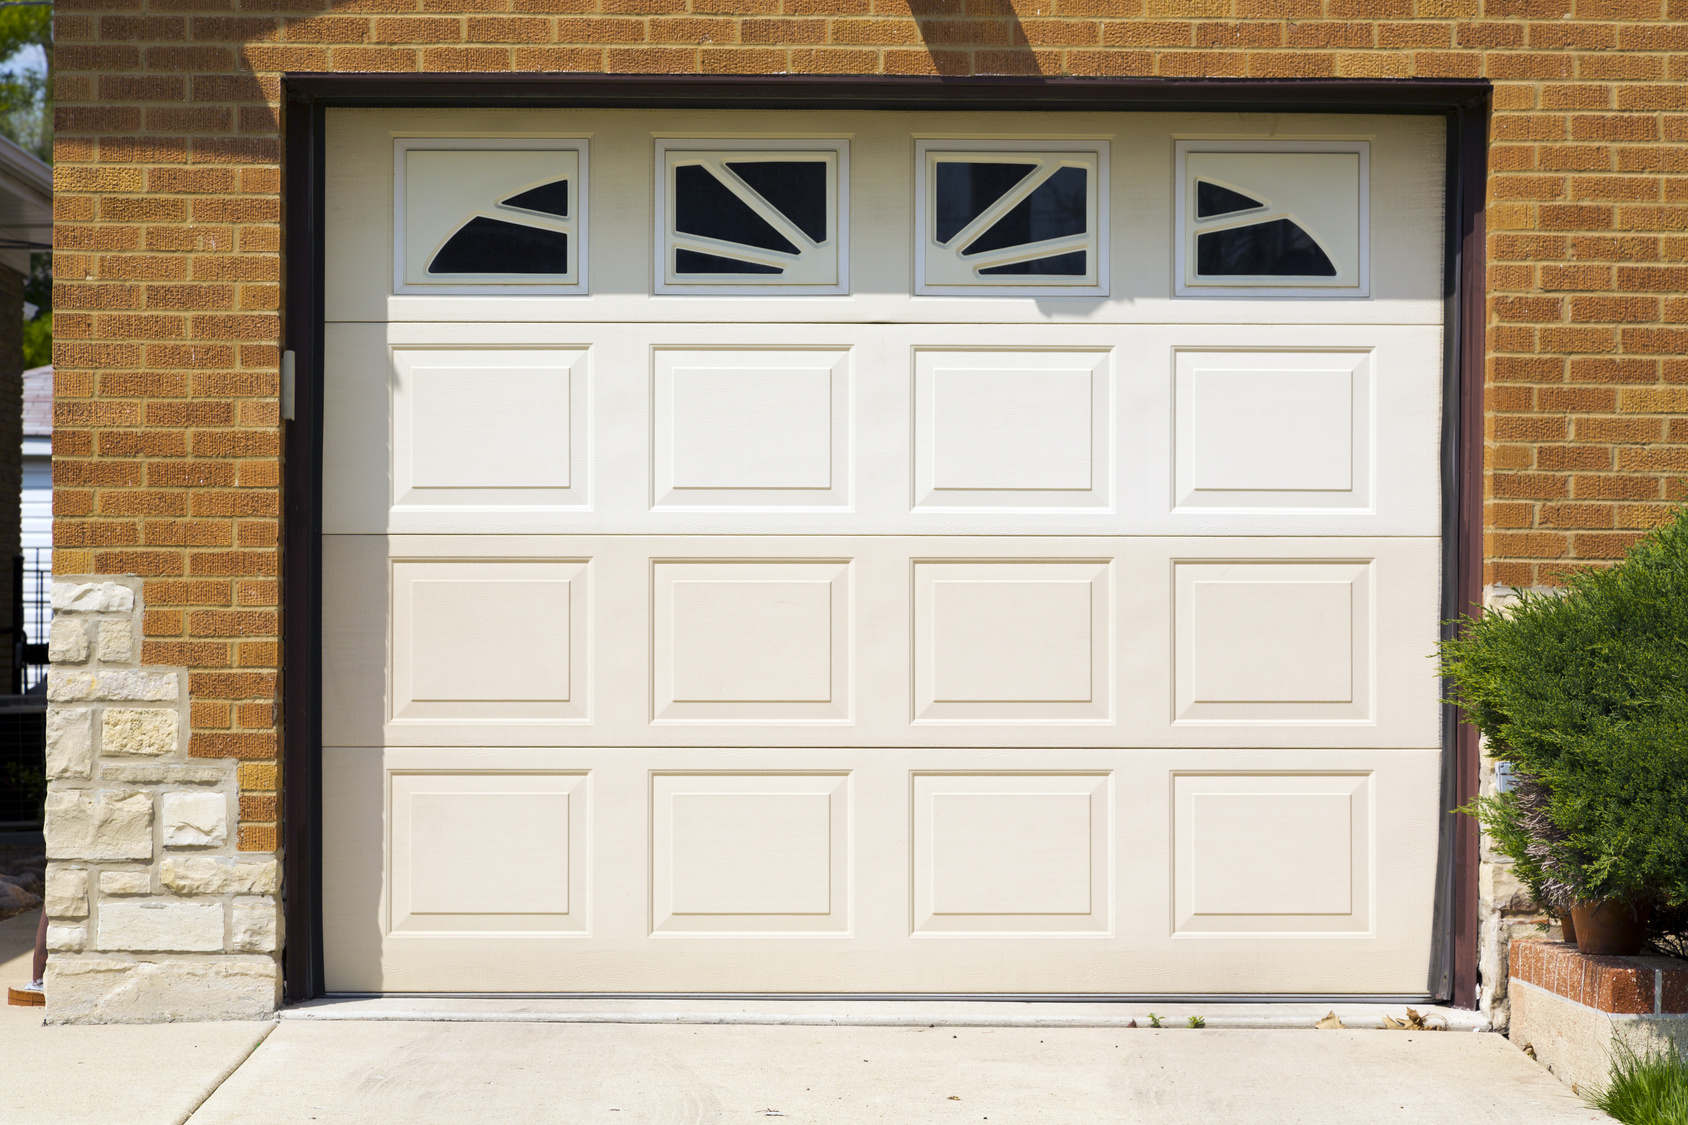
xmin=177 ymin=1019 xmax=277 ymax=1125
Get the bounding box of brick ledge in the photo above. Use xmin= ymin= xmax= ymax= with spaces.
xmin=1510 ymin=938 xmax=1688 ymax=1016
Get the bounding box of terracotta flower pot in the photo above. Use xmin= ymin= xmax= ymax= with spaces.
xmin=1570 ymin=899 xmax=1650 ymax=956
xmin=1558 ymin=910 xmax=1577 ymax=945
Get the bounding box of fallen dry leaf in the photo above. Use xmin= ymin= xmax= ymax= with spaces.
xmin=1314 ymin=1011 xmax=1345 ymax=1030
xmin=1380 ymin=1007 xmax=1446 ymax=1031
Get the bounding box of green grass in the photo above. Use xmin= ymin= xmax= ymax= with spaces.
xmin=1586 ymin=1038 xmax=1688 ymax=1125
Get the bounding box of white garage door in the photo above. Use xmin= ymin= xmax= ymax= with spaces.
xmin=320 ymin=108 xmax=1447 ymax=995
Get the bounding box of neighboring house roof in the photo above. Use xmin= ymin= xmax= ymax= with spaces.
xmin=0 ymin=135 xmax=50 ymax=276
xmin=23 ymin=365 xmax=51 ymax=439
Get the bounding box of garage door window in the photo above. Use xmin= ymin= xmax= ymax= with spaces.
xmin=1176 ymin=139 xmax=1369 ymax=297
xmin=395 ymin=138 xmax=586 ymax=293
xmin=657 ymin=139 xmax=847 ymax=294
xmin=916 ymin=141 xmax=1107 ymax=295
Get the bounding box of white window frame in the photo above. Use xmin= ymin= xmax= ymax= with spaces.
xmin=654 ymin=137 xmax=850 ymax=297
xmin=914 ymin=138 xmax=1110 ymax=298
xmin=393 ymin=136 xmax=590 ymax=296
xmin=1174 ymin=138 xmax=1370 ymax=299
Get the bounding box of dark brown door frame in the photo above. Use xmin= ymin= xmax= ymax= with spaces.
xmin=281 ymin=74 xmax=1490 ymax=1006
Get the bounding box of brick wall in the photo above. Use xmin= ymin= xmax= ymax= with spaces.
xmin=48 ymin=0 xmax=1688 ymax=912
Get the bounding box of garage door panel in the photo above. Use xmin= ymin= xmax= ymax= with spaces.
xmin=335 ymin=321 xmax=1439 ymax=538
xmin=324 ymin=535 xmax=1438 ymax=750
xmin=324 ymin=108 xmax=1443 ymax=327
xmin=323 ymin=746 xmax=1436 ymax=994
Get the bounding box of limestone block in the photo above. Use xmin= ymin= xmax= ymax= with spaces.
xmin=49 ymin=671 xmax=180 ymax=703
xmin=1482 ymin=861 xmax=1538 ymax=914
xmin=97 ymin=901 xmax=224 ymax=952
xmin=99 ymin=871 xmax=152 ymax=895
xmin=101 ymin=709 xmax=179 ymax=758
xmin=46 ymin=924 xmax=87 ymax=952
xmin=96 ymin=670 xmax=180 ymax=702
xmin=51 ymin=582 xmax=135 ymax=614
xmin=45 ymin=867 xmax=89 ymax=919
xmin=45 ymin=790 xmax=154 ymax=861
xmin=161 ymin=791 xmax=228 ymax=848
xmin=101 ymin=764 xmax=226 ymax=784
xmin=161 ymin=857 xmax=279 ymax=896
xmin=231 ymin=904 xmax=278 ymax=953
xmin=46 ymin=708 xmax=94 ymax=780
xmin=46 ymin=672 xmax=96 ymax=702
xmin=45 ymin=958 xmax=280 ymax=1024
xmin=48 ymin=619 xmax=88 ymax=664
xmin=96 ymin=620 xmax=136 ymax=664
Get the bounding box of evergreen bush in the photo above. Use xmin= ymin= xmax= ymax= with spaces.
xmin=1439 ymin=507 xmax=1688 ymax=933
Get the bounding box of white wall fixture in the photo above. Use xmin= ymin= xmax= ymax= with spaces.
xmin=395 ymin=137 xmax=587 ymax=294
xmin=655 ymin=139 xmax=848 ymax=294
xmin=1175 ymin=140 xmax=1369 ymax=297
xmin=915 ymin=140 xmax=1108 ymax=296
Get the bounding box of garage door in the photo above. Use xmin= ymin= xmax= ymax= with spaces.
xmin=320 ymin=108 xmax=1447 ymax=995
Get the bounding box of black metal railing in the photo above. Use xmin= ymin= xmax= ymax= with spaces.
xmin=14 ymin=549 xmax=49 ymax=695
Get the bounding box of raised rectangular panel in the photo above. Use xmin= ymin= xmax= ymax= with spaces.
xmin=1193 ymin=581 xmax=1352 ymax=703
xmin=913 ymin=773 xmax=1109 ymax=934
xmin=653 ymin=560 xmax=850 ymax=722
xmin=1174 ymin=350 xmax=1372 ymax=513
xmin=914 ymin=349 xmax=1111 ymax=511
xmin=390 ymin=771 xmax=588 ymax=933
xmin=1173 ymin=772 xmax=1370 ymax=934
xmin=1174 ymin=560 xmax=1371 ymax=724
xmin=652 ymin=773 xmax=849 ymax=934
xmin=653 ymin=348 xmax=850 ymax=509
xmin=914 ymin=560 xmax=1110 ymax=723
xmin=393 ymin=348 xmax=590 ymax=511
xmin=392 ymin=559 xmax=589 ymax=722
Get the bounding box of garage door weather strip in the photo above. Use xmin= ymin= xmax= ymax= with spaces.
xmin=283 ymin=996 xmax=1487 ymax=1032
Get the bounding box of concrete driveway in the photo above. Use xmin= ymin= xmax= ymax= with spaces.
xmin=2 ymin=923 xmax=1608 ymax=1125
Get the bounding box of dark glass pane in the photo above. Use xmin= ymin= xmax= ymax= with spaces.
xmin=1195 ymin=218 xmax=1337 ymax=277
xmin=1195 ymin=180 xmax=1263 ymax=218
xmin=428 ymin=217 xmax=568 ymax=274
xmin=978 ymin=251 xmax=1087 ymax=276
xmin=934 ymin=161 xmax=1036 ymax=244
xmin=726 ymin=161 xmax=827 ymax=243
xmin=500 ymin=179 xmax=570 ymax=218
xmin=675 ymin=248 xmax=783 ymax=275
xmin=962 ymin=166 xmax=1088 ymax=256
xmin=675 ymin=164 xmax=798 ymax=255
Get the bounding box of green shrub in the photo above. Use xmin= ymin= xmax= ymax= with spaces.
xmin=1438 ymin=507 xmax=1688 ymax=921
xmin=1586 ymin=1037 xmax=1688 ymax=1125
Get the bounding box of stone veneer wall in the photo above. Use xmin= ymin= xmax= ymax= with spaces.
xmin=1475 ymin=582 xmax=1566 ymax=1031
xmin=43 ymin=576 xmax=279 ymax=1023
